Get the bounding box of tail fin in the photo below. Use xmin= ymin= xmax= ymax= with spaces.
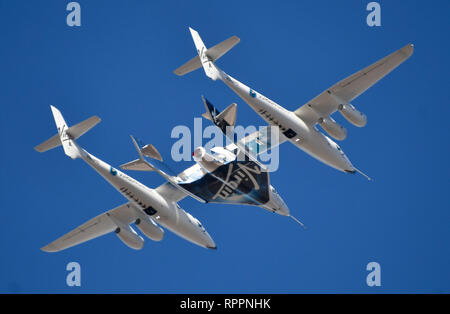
xmin=201 ymin=96 xmax=237 ymax=134
xmin=34 ymin=106 xmax=100 ymax=159
xmin=174 ymin=27 xmax=240 ymax=80
xmin=121 ymin=136 xmax=207 ymax=203
xmin=120 ymin=136 xmax=161 ymax=172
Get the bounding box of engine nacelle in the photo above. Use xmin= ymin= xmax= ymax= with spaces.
xmin=338 ymin=104 xmax=367 ymax=127
xmin=318 ymin=117 xmax=347 ymax=141
xmin=135 ymin=216 xmax=164 ymax=242
xmin=114 ymin=225 xmax=144 ymax=250
xmin=193 ymin=147 xmax=223 ymax=172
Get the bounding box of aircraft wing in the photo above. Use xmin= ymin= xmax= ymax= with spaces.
xmin=293 ymin=44 xmax=414 ymax=125
xmin=41 ymin=203 xmax=138 ymax=252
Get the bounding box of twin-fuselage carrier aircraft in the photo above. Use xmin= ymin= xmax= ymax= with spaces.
xmin=175 ymin=28 xmax=414 ymax=178
xmin=35 ymin=105 xmax=295 ymax=252
xmin=36 ymin=29 xmax=413 ymax=251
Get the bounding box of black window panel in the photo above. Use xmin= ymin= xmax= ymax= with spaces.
xmin=283 ymin=128 xmax=297 ymax=139
xmin=144 ymin=206 xmax=157 ymax=216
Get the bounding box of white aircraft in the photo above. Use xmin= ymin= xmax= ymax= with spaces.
xmin=35 ymin=106 xmax=294 ymax=252
xmin=35 ymin=106 xmax=216 ymax=251
xmin=175 ymin=28 xmax=414 ymax=178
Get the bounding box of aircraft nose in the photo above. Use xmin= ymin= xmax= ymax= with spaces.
xmin=277 ymin=202 xmax=290 ymax=216
xmin=345 ymin=162 xmax=356 ymax=174
xmin=340 ymin=153 xmax=355 ymax=173
xmin=204 ymin=232 xmax=216 ymax=250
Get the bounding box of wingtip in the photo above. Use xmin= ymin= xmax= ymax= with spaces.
xmin=402 ymin=43 xmax=414 ymax=57
xmin=40 ymin=244 xmax=59 ymax=253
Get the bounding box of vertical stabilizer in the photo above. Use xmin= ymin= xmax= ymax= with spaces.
xmin=174 ymin=28 xmax=239 ymax=79
xmin=188 ymin=27 xmax=221 ymax=80
xmin=49 ymin=106 xmax=80 ymax=159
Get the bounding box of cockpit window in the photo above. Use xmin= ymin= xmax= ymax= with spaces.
xmin=271 ymin=186 xmax=278 ymax=195
xmin=197 ymin=221 xmax=205 ymax=232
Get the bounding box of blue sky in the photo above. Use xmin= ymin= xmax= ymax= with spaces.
xmin=0 ymin=0 xmax=449 ymax=293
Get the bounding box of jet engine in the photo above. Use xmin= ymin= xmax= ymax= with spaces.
xmin=135 ymin=216 xmax=164 ymax=242
xmin=114 ymin=224 xmax=144 ymax=250
xmin=338 ymin=104 xmax=367 ymax=127
xmin=318 ymin=117 xmax=347 ymax=141
xmin=193 ymin=147 xmax=224 ymax=172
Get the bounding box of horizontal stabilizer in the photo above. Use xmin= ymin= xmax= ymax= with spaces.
xmin=174 ymin=28 xmax=239 ymax=79
xmin=120 ymin=159 xmax=155 ymax=171
xmin=35 ymin=107 xmax=100 ymax=157
xmin=206 ymin=35 xmax=240 ymax=61
xmin=202 ymin=96 xmax=237 ymax=134
xmin=217 ymin=103 xmax=237 ymax=126
xmin=141 ymin=144 xmax=163 ymax=161
xmin=122 ymin=136 xmax=207 ymax=203
xmin=174 ymin=56 xmax=202 ymax=76
xmin=34 ymin=134 xmax=62 ymax=153
xmin=173 ymin=35 xmax=239 ymax=76
xmin=66 ymin=116 xmax=101 ymax=140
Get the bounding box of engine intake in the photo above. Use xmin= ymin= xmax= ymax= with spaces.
xmin=338 ymin=104 xmax=367 ymax=127
xmin=318 ymin=117 xmax=347 ymax=141
xmin=115 ymin=225 xmax=144 ymax=250
xmin=135 ymin=216 xmax=164 ymax=242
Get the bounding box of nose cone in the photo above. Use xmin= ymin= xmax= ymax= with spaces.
xmin=277 ymin=202 xmax=290 ymax=216
xmin=264 ymin=186 xmax=290 ymax=216
xmin=342 ymin=154 xmax=356 ymax=174
xmin=331 ymin=146 xmax=355 ymax=173
xmin=204 ymin=232 xmax=216 ymax=250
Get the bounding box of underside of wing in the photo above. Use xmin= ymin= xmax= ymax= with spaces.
xmin=294 ymin=44 xmax=414 ymax=125
xmin=174 ymin=55 xmax=202 ymax=76
xmin=41 ymin=203 xmax=137 ymax=252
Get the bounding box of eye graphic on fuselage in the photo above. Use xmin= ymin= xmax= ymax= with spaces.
xmin=110 ymin=167 xmax=117 ymax=176
xmin=249 ymin=89 xmax=256 ymax=98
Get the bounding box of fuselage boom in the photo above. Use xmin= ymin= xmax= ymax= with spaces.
xmin=216 ymin=69 xmax=355 ymax=173
xmin=76 ymin=144 xmax=216 ymax=249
